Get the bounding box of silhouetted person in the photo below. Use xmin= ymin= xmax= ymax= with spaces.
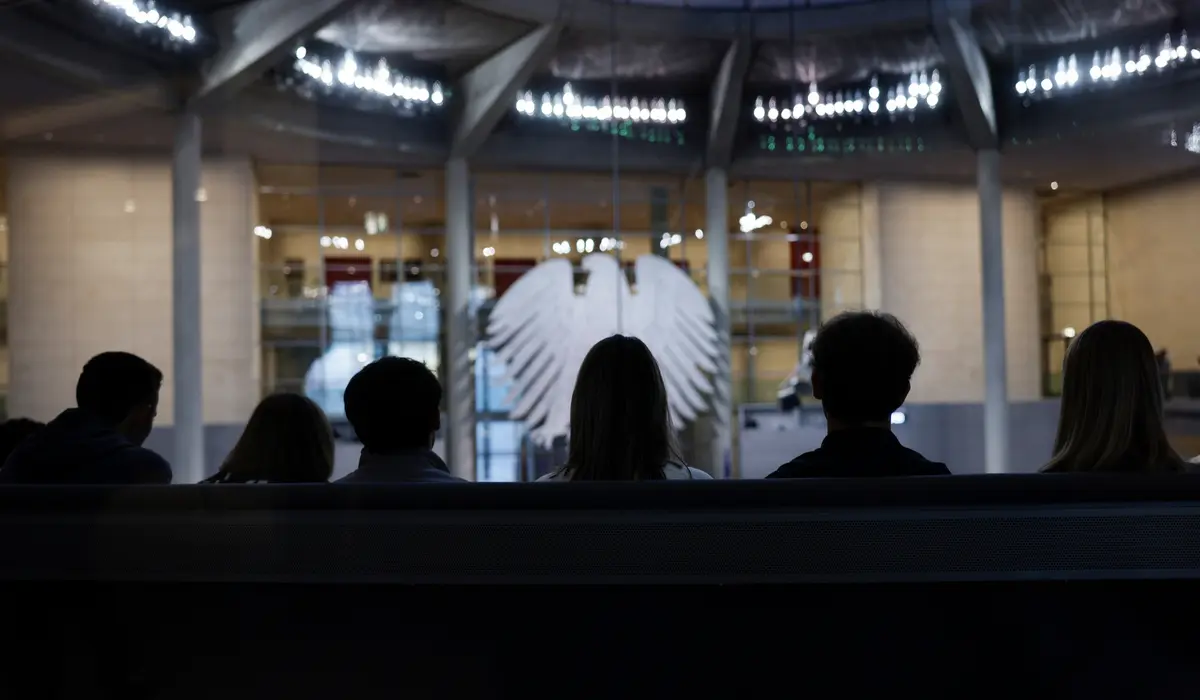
xmin=0 ymin=418 xmax=44 ymax=466
xmin=1042 ymin=321 xmax=1185 ymax=473
xmin=768 ymin=312 xmax=949 ymax=478
xmin=0 ymin=352 xmax=170 ymax=484
xmin=539 ymin=335 xmax=712 ymax=481
xmin=205 ymin=393 xmax=334 ymax=483
xmin=337 ymin=357 xmax=463 ymax=483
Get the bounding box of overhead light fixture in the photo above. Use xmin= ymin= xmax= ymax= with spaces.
xmin=92 ymin=0 xmax=197 ymax=43
xmin=515 ymin=83 xmax=687 ymax=125
xmin=293 ymin=46 xmax=445 ymax=111
xmin=754 ymin=70 xmax=942 ymax=125
xmin=739 ymin=212 xmax=773 ymax=233
xmin=1017 ymin=31 xmax=1193 ymax=100
xmin=1169 ymin=122 xmax=1200 ymax=154
xmin=1050 ymin=181 xmax=1059 ymax=190
xmin=253 ymin=225 xmax=273 ymax=240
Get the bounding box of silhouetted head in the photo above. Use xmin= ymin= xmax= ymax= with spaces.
xmin=209 ymin=393 xmax=333 ymax=483
xmin=0 ymin=418 xmax=44 ymax=465
xmin=1044 ymin=320 xmax=1183 ymax=473
xmin=76 ymin=352 xmax=162 ymax=446
xmin=344 ymin=357 xmax=441 ymax=454
xmin=563 ymin=335 xmax=680 ymax=481
xmin=810 ymin=311 xmax=919 ymax=427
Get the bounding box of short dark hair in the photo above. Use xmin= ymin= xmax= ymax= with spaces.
xmin=343 ymin=357 xmax=441 ymax=452
xmin=76 ymin=352 xmax=163 ymax=423
xmin=810 ymin=311 xmax=919 ymax=424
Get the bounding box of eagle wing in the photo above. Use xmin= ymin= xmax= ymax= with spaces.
xmin=486 ymin=258 xmax=579 ymax=446
xmin=622 ymin=255 xmax=720 ymax=428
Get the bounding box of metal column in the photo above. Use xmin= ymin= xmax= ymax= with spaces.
xmin=978 ymin=150 xmax=1009 ymax=474
xmin=705 ymin=168 xmax=733 ymax=478
xmin=444 ymin=157 xmax=476 ymax=480
xmin=172 ymin=112 xmax=204 ymax=482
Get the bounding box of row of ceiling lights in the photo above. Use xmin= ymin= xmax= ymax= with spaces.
xmin=91 ymin=0 xmax=197 ymax=42
xmin=98 ymin=5 xmax=1192 ymax=144
xmin=515 ymin=84 xmax=687 ymax=124
xmin=293 ymin=47 xmax=445 ymax=107
xmin=754 ymin=72 xmax=942 ymax=123
xmin=1017 ymin=31 xmax=1197 ymax=98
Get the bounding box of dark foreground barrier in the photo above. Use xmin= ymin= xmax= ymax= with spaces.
xmin=2 ymin=475 xmax=1200 ymax=698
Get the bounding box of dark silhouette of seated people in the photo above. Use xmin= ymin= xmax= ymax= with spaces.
xmin=204 ymin=393 xmax=334 ymax=483
xmin=0 ymin=418 xmax=45 ymax=466
xmin=337 ymin=357 xmax=464 ymax=483
xmin=538 ymin=334 xmax=712 ymax=481
xmin=1042 ymin=320 xmax=1186 ymax=473
xmin=0 ymin=351 xmax=171 ymax=484
xmin=768 ymin=311 xmax=949 ymax=478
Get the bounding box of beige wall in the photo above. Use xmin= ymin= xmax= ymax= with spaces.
xmin=873 ymin=184 xmax=1041 ymax=403
xmin=6 ymin=156 xmax=260 ymax=425
xmin=817 ymin=185 xmax=866 ymax=320
xmin=1042 ymin=195 xmax=1107 ymax=372
xmin=1105 ymin=179 xmax=1200 ymax=367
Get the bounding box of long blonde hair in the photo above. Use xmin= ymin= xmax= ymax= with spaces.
xmin=1043 ymin=321 xmax=1184 ymax=474
xmin=207 ymin=393 xmax=334 ymax=483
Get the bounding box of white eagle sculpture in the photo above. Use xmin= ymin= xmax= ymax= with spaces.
xmin=487 ymin=253 xmax=721 ymax=447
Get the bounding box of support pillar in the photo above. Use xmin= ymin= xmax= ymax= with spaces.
xmin=978 ymin=149 xmax=1009 ymax=474
xmin=172 ymin=112 xmax=204 ymax=483
xmin=705 ymin=168 xmax=733 ymax=478
xmin=444 ymin=157 xmax=476 ymax=480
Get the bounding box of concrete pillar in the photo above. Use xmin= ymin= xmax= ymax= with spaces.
xmin=705 ymin=168 xmax=733 ymax=478
xmin=978 ymin=150 xmax=1009 ymax=474
xmin=172 ymin=113 xmax=204 ymax=483
xmin=859 ymin=184 xmax=883 ymax=310
xmin=444 ymin=157 xmax=476 ymax=480
xmin=650 ymin=186 xmax=670 ymax=258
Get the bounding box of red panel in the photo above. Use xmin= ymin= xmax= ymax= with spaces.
xmin=789 ymin=228 xmax=820 ymax=299
xmin=493 ymin=258 xmax=538 ymax=298
xmin=325 ymin=256 xmax=372 ymax=292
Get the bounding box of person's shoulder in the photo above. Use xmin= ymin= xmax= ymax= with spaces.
xmin=897 ymin=446 xmax=952 ymax=475
xmin=765 ymin=451 xmax=826 ymax=479
xmin=663 ymin=463 xmax=713 ymax=480
xmin=123 ymin=446 xmax=173 ymax=484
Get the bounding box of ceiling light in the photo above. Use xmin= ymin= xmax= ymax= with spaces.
xmin=1019 ymin=32 xmax=1195 ymax=100
xmin=1050 ymin=181 xmax=1059 ymax=190
xmin=516 ymin=84 xmax=686 ymax=125
xmin=293 ymin=47 xmax=444 ymax=113
xmin=93 ymin=0 xmax=197 ymax=43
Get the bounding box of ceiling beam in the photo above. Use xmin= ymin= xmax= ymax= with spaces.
xmin=457 ymin=0 xmax=932 ymax=41
xmin=1005 ymin=70 xmax=1200 ymax=141
xmin=0 ymin=12 xmax=147 ymax=86
xmin=707 ymin=37 xmax=753 ymax=169
xmin=450 ymin=24 xmax=563 ymax=160
xmin=1 ymin=83 xmax=179 ymax=141
xmin=192 ymin=0 xmax=363 ymax=108
xmin=933 ymin=0 xmax=997 ymax=150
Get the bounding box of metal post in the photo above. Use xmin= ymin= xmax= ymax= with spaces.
xmin=978 ymin=149 xmax=1009 ymax=474
xmin=444 ymin=157 xmax=476 ymax=480
xmin=172 ymin=112 xmax=204 ymax=482
xmin=705 ymin=168 xmax=733 ymax=478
